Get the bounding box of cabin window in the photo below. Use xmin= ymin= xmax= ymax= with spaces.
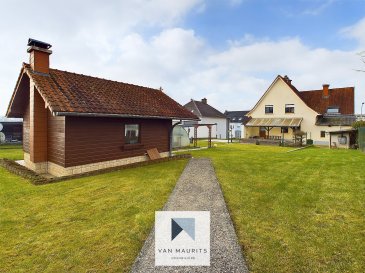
xmin=125 ymin=124 xmax=140 ymax=144
xmin=265 ymin=105 xmax=273 ymax=114
xmin=285 ymin=104 xmax=295 ymax=113
xmin=327 ymin=106 xmax=339 ymax=114
xmin=320 ymin=131 xmax=326 ymax=138
xmin=281 ymin=127 xmax=288 ymax=133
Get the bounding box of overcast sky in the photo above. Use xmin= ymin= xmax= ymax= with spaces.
xmin=1 ymin=0 xmax=365 ymax=115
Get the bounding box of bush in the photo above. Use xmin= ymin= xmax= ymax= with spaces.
xmin=307 ymin=139 xmax=313 ymax=145
xmin=256 ymin=140 xmax=260 ymax=145
xmin=352 ymin=120 xmax=365 ymax=129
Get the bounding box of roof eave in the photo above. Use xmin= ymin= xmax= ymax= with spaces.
xmin=6 ymin=66 xmax=27 ymax=117
xmin=53 ymin=111 xmax=199 ymax=121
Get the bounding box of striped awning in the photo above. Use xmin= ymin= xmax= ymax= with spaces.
xmin=245 ymin=118 xmax=303 ymax=127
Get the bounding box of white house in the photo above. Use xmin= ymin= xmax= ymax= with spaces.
xmin=244 ymin=75 xmax=356 ymax=147
xmin=224 ymin=111 xmax=250 ymax=139
xmin=183 ymin=98 xmax=228 ymax=139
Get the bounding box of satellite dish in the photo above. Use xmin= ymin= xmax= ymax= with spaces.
xmin=0 ymin=123 xmax=3 ymax=131
xmin=0 ymin=132 xmax=5 ymax=143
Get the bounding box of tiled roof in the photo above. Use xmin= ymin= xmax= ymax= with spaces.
xmin=315 ymin=114 xmax=357 ymax=126
xmin=279 ymin=75 xmax=354 ymax=115
xmin=184 ymin=100 xmax=226 ymax=118
xmin=299 ymin=87 xmax=354 ymax=115
xmin=8 ymin=63 xmax=198 ymax=120
xmin=225 ymin=111 xmax=251 ymax=125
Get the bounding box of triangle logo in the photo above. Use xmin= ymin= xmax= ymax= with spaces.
xmin=171 ymin=218 xmax=195 ymax=241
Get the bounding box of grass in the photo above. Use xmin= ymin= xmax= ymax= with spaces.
xmin=0 ymin=144 xmax=23 ymax=160
xmin=187 ymin=143 xmax=365 ymax=273
xmin=0 ymin=147 xmax=188 ymax=272
xmin=2 ymin=143 xmax=364 ymax=272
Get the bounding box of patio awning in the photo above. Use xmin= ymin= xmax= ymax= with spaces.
xmin=245 ymin=118 xmax=303 ymax=127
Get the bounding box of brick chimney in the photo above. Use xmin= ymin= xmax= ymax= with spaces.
xmin=201 ymin=98 xmax=207 ymax=104
xmin=283 ymin=75 xmax=292 ymax=85
xmin=323 ymin=84 xmax=330 ymax=98
xmin=27 ymin=38 xmax=52 ymax=74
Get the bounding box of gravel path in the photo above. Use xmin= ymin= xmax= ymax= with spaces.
xmin=130 ymin=158 xmax=248 ymax=273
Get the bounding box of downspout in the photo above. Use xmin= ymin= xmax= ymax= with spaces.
xmin=169 ymin=120 xmax=182 ymax=157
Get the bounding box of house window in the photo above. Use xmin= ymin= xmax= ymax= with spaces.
xmin=281 ymin=127 xmax=288 ymax=133
xmin=320 ymin=131 xmax=326 ymax=138
xmin=125 ymin=124 xmax=140 ymax=144
xmin=265 ymin=105 xmax=273 ymax=114
xmin=327 ymin=106 xmax=339 ymax=114
xmin=285 ymin=104 xmax=295 ymax=113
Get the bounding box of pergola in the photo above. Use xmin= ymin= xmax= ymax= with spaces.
xmin=245 ymin=117 xmax=303 ymax=138
xmin=183 ymin=123 xmax=217 ymax=148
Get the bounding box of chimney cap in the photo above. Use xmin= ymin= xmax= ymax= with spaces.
xmin=27 ymin=38 xmax=52 ymax=50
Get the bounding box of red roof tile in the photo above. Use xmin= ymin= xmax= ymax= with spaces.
xmin=299 ymin=87 xmax=355 ymax=115
xmin=8 ymin=63 xmax=198 ymax=120
xmin=280 ymin=75 xmax=354 ymax=114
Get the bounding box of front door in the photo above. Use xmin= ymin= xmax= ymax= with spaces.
xmin=259 ymin=127 xmax=266 ymax=138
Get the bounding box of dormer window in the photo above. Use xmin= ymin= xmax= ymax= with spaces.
xmin=285 ymin=104 xmax=295 ymax=113
xmin=327 ymin=106 xmax=339 ymax=114
xmin=265 ymin=105 xmax=273 ymax=114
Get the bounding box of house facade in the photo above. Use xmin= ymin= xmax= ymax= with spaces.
xmin=183 ymin=98 xmax=228 ymax=139
xmin=245 ymin=75 xmax=355 ymax=146
xmin=6 ymin=39 xmax=197 ymax=176
xmin=224 ymin=111 xmax=250 ymax=139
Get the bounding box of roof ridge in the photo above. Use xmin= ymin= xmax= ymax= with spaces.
xmin=300 ymin=87 xmax=354 ymax=93
xmin=194 ymin=100 xmax=224 ymax=112
xmin=193 ymin=100 xmax=226 ymax=118
xmin=24 ymin=63 xmax=161 ymax=93
xmin=8 ymin=63 xmax=198 ymax=120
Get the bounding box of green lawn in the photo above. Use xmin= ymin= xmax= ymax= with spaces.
xmin=1 ymin=144 xmax=364 ymax=272
xmin=0 ymin=144 xmax=23 ymax=160
xmin=0 ymin=148 xmax=187 ymax=272
xmin=188 ymin=143 xmax=365 ymax=273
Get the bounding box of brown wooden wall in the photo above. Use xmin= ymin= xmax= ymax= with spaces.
xmin=30 ymin=88 xmax=48 ymax=162
xmin=23 ymin=103 xmax=30 ymax=153
xmin=64 ymin=116 xmax=171 ymax=167
xmin=47 ymin=111 xmax=65 ymax=166
xmin=22 ymin=85 xmax=66 ymax=166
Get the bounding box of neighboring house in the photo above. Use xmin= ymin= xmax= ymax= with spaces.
xmin=6 ymin=39 xmax=197 ymax=176
xmin=183 ymin=98 xmax=228 ymax=139
xmin=245 ymin=75 xmax=356 ymax=146
xmin=224 ymin=111 xmax=250 ymax=139
xmin=0 ymin=117 xmax=23 ymax=143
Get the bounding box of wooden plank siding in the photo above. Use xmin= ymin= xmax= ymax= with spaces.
xmin=47 ymin=111 xmax=65 ymax=166
xmin=23 ymin=103 xmax=30 ymax=153
xmin=30 ymin=87 xmax=48 ymax=163
xmin=64 ymin=116 xmax=171 ymax=167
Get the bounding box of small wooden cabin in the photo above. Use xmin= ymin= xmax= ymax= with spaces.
xmin=6 ymin=39 xmax=197 ymax=176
